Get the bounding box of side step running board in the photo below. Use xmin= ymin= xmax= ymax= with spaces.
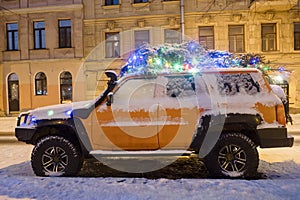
xmin=90 ymin=150 xmax=193 ymax=157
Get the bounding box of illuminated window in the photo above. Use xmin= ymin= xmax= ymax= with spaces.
xmin=199 ymin=26 xmax=214 ymax=49
xmin=59 ymin=20 xmax=71 ymax=48
xmin=60 ymin=71 xmax=72 ymax=103
xmin=105 ymin=32 xmax=120 ymax=58
xmin=228 ymin=25 xmax=244 ymax=53
xmin=35 ymin=72 xmax=47 ymax=95
xmin=261 ymin=23 xmax=277 ymax=51
xmin=34 ymin=21 xmax=46 ymax=49
xmin=7 ymin=23 xmax=18 ymax=51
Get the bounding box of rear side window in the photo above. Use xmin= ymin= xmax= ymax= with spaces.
xmin=216 ymin=73 xmax=260 ymax=96
xmin=162 ymin=75 xmax=195 ymax=98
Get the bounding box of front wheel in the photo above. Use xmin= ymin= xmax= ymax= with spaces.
xmin=31 ymin=136 xmax=83 ymax=177
xmin=204 ymin=133 xmax=258 ymax=178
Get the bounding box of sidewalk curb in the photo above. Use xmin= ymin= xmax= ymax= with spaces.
xmin=0 ymin=132 xmax=15 ymax=136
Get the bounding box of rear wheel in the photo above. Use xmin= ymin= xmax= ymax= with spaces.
xmin=31 ymin=136 xmax=83 ymax=177
xmin=204 ymin=133 xmax=258 ymax=178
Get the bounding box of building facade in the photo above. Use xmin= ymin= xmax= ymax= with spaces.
xmin=82 ymin=0 xmax=300 ymax=106
xmin=1 ymin=0 xmax=300 ymax=115
xmin=0 ymin=0 xmax=84 ymax=115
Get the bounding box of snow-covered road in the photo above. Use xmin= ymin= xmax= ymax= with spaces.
xmin=0 ymin=139 xmax=300 ymax=199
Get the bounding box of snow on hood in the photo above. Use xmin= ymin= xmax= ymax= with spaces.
xmin=29 ymin=100 xmax=95 ymax=120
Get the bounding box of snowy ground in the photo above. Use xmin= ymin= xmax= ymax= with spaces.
xmin=0 ymin=115 xmax=300 ymax=199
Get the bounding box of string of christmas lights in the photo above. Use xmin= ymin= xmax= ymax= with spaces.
xmin=119 ymin=41 xmax=290 ymax=79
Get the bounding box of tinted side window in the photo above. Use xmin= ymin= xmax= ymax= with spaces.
xmin=216 ymin=73 xmax=260 ymax=96
xmin=163 ymin=75 xmax=195 ymax=98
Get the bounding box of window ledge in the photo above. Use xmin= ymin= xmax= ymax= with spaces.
xmin=132 ymin=2 xmax=149 ymax=8
xmin=104 ymin=57 xmax=122 ymax=60
xmin=35 ymin=94 xmax=48 ymax=96
xmin=4 ymin=50 xmax=19 ymax=52
xmin=102 ymin=4 xmax=120 ymax=10
xmin=262 ymin=50 xmax=280 ymax=53
xmin=162 ymin=0 xmax=180 ymax=5
xmin=31 ymin=48 xmax=48 ymax=51
xmin=261 ymin=50 xmax=281 ymax=55
xmin=57 ymin=47 xmax=73 ymax=49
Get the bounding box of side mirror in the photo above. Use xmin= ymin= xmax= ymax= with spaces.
xmin=106 ymin=92 xmax=114 ymax=106
xmin=105 ymin=70 xmax=118 ymax=84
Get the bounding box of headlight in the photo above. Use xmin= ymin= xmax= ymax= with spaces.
xmin=27 ymin=114 xmax=37 ymax=125
xmin=18 ymin=113 xmax=36 ymax=126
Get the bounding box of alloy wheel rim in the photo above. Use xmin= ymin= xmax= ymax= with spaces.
xmin=218 ymin=144 xmax=246 ymax=173
xmin=42 ymin=146 xmax=68 ymax=174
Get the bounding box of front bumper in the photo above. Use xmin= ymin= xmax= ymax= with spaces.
xmin=258 ymin=127 xmax=294 ymax=148
xmin=15 ymin=112 xmax=36 ymax=143
xmin=15 ymin=127 xmax=36 ymax=143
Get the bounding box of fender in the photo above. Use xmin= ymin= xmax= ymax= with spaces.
xmin=33 ymin=118 xmax=92 ymax=157
xmin=190 ymin=114 xmax=262 ymax=158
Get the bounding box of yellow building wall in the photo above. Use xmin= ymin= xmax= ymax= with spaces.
xmin=0 ymin=1 xmax=84 ymax=114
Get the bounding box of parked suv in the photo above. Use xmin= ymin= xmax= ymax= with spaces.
xmin=15 ymin=68 xmax=294 ymax=178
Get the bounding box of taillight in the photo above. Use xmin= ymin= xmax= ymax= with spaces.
xmin=276 ymin=104 xmax=286 ymax=126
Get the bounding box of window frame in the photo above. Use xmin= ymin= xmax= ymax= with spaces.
xmin=105 ymin=0 xmax=119 ymax=5
xmin=294 ymin=22 xmax=300 ymax=51
xmin=164 ymin=29 xmax=180 ymax=44
xmin=58 ymin=19 xmax=72 ymax=48
xmin=33 ymin=21 xmax=46 ymax=49
xmin=261 ymin=23 xmax=277 ymax=52
xmin=228 ymin=25 xmax=245 ymax=53
xmin=199 ymin=26 xmax=214 ymax=49
xmin=35 ymin=72 xmax=47 ymax=96
xmin=134 ymin=30 xmax=150 ymax=49
xmin=60 ymin=71 xmax=73 ymax=103
xmin=105 ymin=32 xmax=120 ymax=58
xmin=6 ymin=23 xmax=18 ymax=51
xmin=163 ymin=75 xmax=196 ymax=98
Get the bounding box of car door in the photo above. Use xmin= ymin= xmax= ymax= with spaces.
xmin=155 ymin=74 xmax=199 ymax=149
xmin=94 ymin=77 xmax=159 ymax=150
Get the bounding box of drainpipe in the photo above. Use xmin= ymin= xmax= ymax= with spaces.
xmin=180 ymin=0 xmax=185 ymax=43
xmin=28 ymin=62 xmax=32 ymax=110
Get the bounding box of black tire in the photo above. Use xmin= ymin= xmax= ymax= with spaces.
xmin=31 ymin=136 xmax=83 ymax=177
xmin=204 ymin=133 xmax=258 ymax=178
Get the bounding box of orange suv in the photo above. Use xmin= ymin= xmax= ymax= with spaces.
xmin=15 ymin=68 xmax=294 ymax=178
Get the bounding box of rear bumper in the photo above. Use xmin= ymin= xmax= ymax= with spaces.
xmin=15 ymin=127 xmax=36 ymax=143
xmin=258 ymin=127 xmax=294 ymax=148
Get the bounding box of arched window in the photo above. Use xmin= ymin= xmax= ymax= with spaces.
xmin=60 ymin=71 xmax=72 ymax=103
xmin=8 ymin=73 xmax=19 ymax=111
xmin=35 ymin=72 xmax=47 ymax=95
